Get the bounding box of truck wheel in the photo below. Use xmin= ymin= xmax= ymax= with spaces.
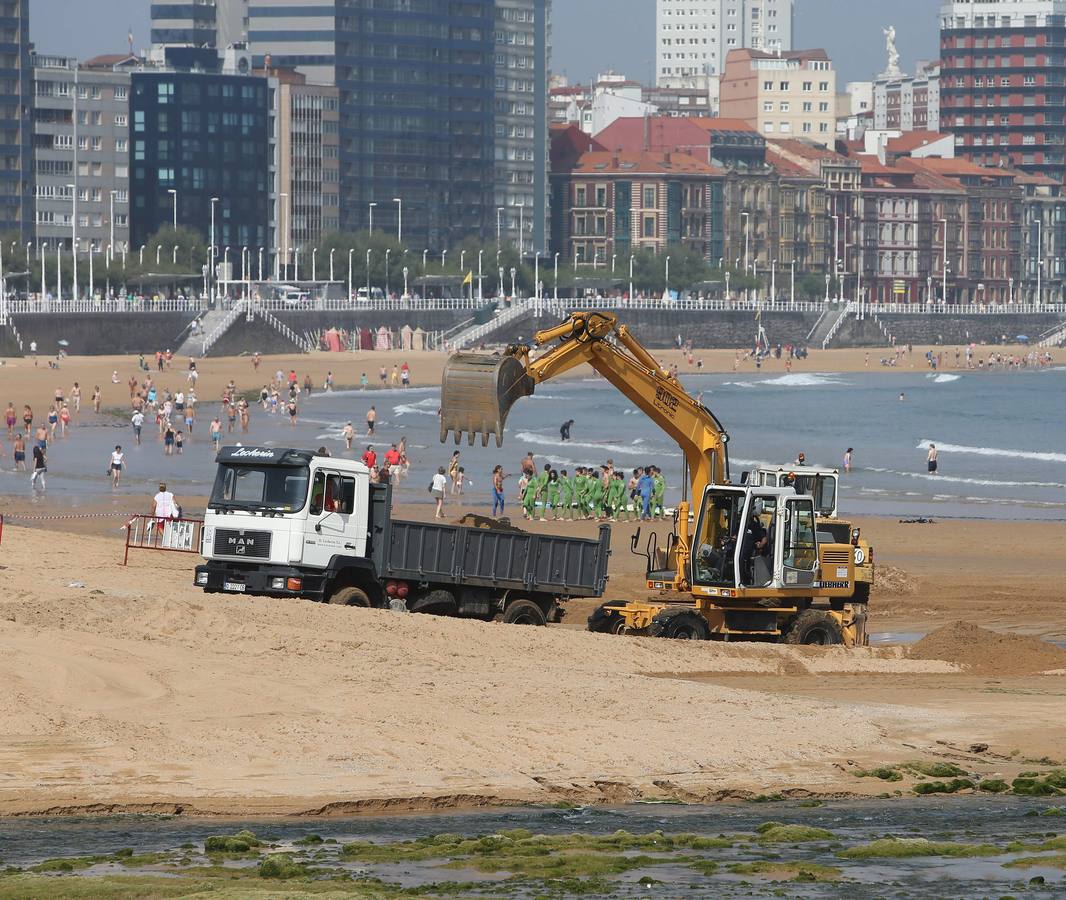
xmin=329 ymin=586 xmax=371 ymax=607
xmin=501 ymin=599 xmax=547 ymax=626
xmin=409 ymin=589 xmax=456 ymax=616
xmin=649 ymin=608 xmax=710 ymax=640
xmin=587 ymin=603 xmax=626 ymax=635
xmin=783 ymin=609 xmax=844 ymax=645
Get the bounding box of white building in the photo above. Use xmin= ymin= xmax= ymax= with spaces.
xmin=656 ymin=0 xmax=794 ymax=87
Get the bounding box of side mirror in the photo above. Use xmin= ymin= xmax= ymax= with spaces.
xmin=630 ymin=526 xmax=642 ymax=553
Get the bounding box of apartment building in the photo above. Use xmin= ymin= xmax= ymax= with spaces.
xmin=32 ymin=54 xmax=132 ymax=254
xmin=874 ymin=63 xmax=941 ymax=133
xmin=0 ymin=0 xmax=32 ymax=240
xmin=720 ymin=48 xmax=837 ymax=144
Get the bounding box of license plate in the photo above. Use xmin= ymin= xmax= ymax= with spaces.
xmin=223 ymin=581 xmax=246 ymax=592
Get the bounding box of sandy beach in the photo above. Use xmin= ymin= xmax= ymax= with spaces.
xmin=0 ymin=502 xmax=1064 ymax=817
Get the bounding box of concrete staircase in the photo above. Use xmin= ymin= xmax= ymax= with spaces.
xmin=817 ymin=301 xmax=856 ymax=349
xmin=446 ymin=299 xmax=532 ymax=349
xmin=1039 ymin=319 xmax=1066 ymax=347
xmin=177 ymin=303 xmax=244 ymax=358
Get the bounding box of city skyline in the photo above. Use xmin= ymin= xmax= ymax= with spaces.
xmin=32 ymin=0 xmax=939 ymax=85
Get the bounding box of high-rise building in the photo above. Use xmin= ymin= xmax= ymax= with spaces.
xmin=719 ymin=48 xmax=836 ymax=144
xmin=0 ymin=0 xmax=33 ymax=240
xmin=873 ymin=63 xmax=941 ymax=134
xmin=939 ymin=0 xmax=1066 ymax=182
xmin=32 ymin=54 xmax=133 ymax=254
xmin=150 ymin=0 xmax=247 ymax=48
xmin=246 ymin=0 xmax=336 ymax=86
xmin=493 ymin=0 xmax=550 ymax=256
xmin=656 ymin=0 xmax=794 ymax=86
xmin=129 ymin=58 xmax=272 ymax=261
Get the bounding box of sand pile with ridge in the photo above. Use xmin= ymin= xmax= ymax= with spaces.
xmin=908 ymin=621 xmax=1066 ymax=676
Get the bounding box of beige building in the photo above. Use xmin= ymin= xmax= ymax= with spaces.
xmin=264 ymin=67 xmax=340 ymax=250
xmin=720 ymin=48 xmax=836 ymax=145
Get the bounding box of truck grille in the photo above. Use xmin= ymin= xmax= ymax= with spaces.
xmin=820 ymin=549 xmax=851 ymax=566
xmin=213 ymin=528 xmax=271 ymax=559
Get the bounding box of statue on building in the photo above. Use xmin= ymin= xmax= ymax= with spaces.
xmin=883 ymin=25 xmax=902 ymax=77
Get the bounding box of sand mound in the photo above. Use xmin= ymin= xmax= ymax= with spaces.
xmin=873 ymin=565 xmax=918 ymax=596
xmin=908 ymin=621 xmax=1066 ymax=676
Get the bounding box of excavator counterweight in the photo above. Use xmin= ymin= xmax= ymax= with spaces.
xmin=440 ymin=352 xmax=534 ymax=447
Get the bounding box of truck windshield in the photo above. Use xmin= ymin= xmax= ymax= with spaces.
xmin=793 ymin=475 xmax=836 ymax=517
xmin=209 ymin=464 xmax=310 ymax=512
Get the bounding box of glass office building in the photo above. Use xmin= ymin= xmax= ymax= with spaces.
xmin=0 ymin=0 xmax=33 ymax=240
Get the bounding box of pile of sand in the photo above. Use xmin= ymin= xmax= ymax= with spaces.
xmin=908 ymin=621 xmax=1066 ymax=676
xmin=872 ymin=564 xmax=918 ymax=596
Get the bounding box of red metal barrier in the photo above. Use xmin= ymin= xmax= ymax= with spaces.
xmin=124 ymin=514 xmax=204 ymax=565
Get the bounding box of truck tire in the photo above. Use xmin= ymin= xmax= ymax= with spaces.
xmin=648 ymin=608 xmax=710 ymax=640
xmin=408 ymin=589 xmax=457 ymax=616
xmin=587 ymin=603 xmax=626 ymax=635
xmin=501 ymin=599 xmax=548 ymax=626
xmin=329 ymin=586 xmax=372 ymax=607
xmin=783 ymin=609 xmax=844 ymax=645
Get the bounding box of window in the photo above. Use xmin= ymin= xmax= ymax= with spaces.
xmin=643 ymin=215 xmax=656 ymax=237
xmin=783 ymin=500 xmax=817 ymax=571
xmin=819 ymin=81 xmax=829 ymax=91
xmin=643 ymin=186 xmax=655 ymax=207
xmin=115 ymin=113 xmax=127 ymax=127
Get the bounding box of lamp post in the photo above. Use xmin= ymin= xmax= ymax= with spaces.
xmin=277 ymin=192 xmax=287 ymax=280
xmin=294 ymin=248 xmax=300 ymax=282
xmin=167 ymin=188 xmax=178 ymax=229
xmin=665 ymin=255 xmax=671 ymax=296
xmin=553 ymin=252 xmax=559 ymax=302
xmin=329 ymin=247 xmax=335 ymax=282
xmin=393 ymin=197 xmax=403 ymax=244
xmin=172 ymin=245 xmax=179 ymax=265
xmin=926 ymin=275 xmax=933 ymax=305
xmin=611 ymin=253 xmax=616 ymax=275
xmin=477 ymin=249 xmax=483 ymax=302
xmin=824 ymin=272 xmax=830 ymax=303
xmin=510 ymin=266 xmax=516 ymax=299
xmin=402 ymin=265 xmax=409 ymax=297
xmin=312 ymin=247 xmax=317 ymax=283
xmin=40 ymin=243 xmax=47 ymax=300
xmin=368 ymin=201 xmax=376 ymax=233
xmin=258 ymin=246 xmax=264 ymax=282
xmin=790 ymin=260 xmax=795 ymax=309
xmin=1036 ymin=216 xmax=1043 ymax=307
xmin=66 ymin=182 xmax=77 ymax=299
xmin=498 ymin=264 xmax=504 ymax=298
xmin=222 ymin=247 xmax=229 ymax=297
xmin=534 ymin=252 xmax=540 ymax=301
xmin=770 ymin=259 xmax=777 ymax=303
xmin=441 ymin=249 xmax=447 ymax=272
xmin=725 ymin=269 xmax=731 ymax=300
xmin=56 ymin=243 xmax=61 ymax=302
xmin=629 ymin=254 xmax=634 ymax=301
xmin=88 ymin=245 xmax=94 ymax=301
xmin=385 ymin=247 xmax=391 ymax=296
xmin=459 ymin=249 xmax=466 ymax=278
xmin=938 ymin=217 xmax=948 ymax=304
xmin=496 ymin=207 xmax=504 ymax=250
xmin=108 ymin=190 xmax=117 ymax=263
xmin=156 ymin=244 xmax=162 ymax=265
xmin=422 ymin=248 xmax=428 ymax=270
xmin=347 ymin=247 xmax=354 ymax=300
xmin=366 ymin=248 xmax=372 ymax=298
xmin=1008 ymin=275 xmax=1014 ymax=305
xmin=139 ymin=244 xmax=145 ymax=266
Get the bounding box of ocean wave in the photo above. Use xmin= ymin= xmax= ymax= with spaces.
xmin=761 ymin=373 xmax=849 ymax=387
xmin=516 ymin=431 xmax=670 ymax=458
xmin=867 ymin=464 xmax=1066 ymax=489
xmin=318 ymin=386 xmax=438 ymax=400
xmin=723 ymin=381 xmax=757 ymax=388
xmin=927 ymin=373 xmax=961 ymax=383
xmin=916 ymin=440 xmax=1066 ymax=465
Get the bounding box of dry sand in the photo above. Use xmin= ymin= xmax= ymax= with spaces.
xmin=0 ymin=341 xmax=1044 ymax=423
xmin=0 ymin=515 xmax=1064 ymax=818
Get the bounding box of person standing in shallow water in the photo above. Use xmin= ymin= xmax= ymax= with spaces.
xmin=927 ymin=443 xmax=938 ymax=475
xmin=844 ymin=447 xmax=853 ymax=473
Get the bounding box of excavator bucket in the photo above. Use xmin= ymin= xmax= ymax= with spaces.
xmin=439 ymin=352 xmax=535 ymax=447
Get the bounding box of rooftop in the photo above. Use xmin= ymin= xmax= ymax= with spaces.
xmin=566 ymin=150 xmax=723 ymax=177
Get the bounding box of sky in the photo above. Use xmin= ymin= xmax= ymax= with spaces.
xmin=31 ymin=0 xmax=941 ymax=85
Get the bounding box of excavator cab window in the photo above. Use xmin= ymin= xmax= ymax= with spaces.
xmin=691 ymin=488 xmax=745 ymax=588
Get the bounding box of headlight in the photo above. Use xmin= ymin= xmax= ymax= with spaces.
xmin=195 ymin=572 xmax=209 ymax=585
xmin=851 ymin=527 xmax=861 ymax=541
xmin=854 ymin=547 xmax=866 ymax=565
xmin=271 ymin=577 xmax=287 ymax=590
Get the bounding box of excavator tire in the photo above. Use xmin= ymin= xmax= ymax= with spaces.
xmin=329 ymin=586 xmax=372 ymax=607
xmin=587 ymin=603 xmax=626 ymax=635
xmin=648 ymin=608 xmax=710 ymax=641
xmin=500 ymin=599 xmax=548 ymax=626
xmin=783 ymin=609 xmax=844 ymax=646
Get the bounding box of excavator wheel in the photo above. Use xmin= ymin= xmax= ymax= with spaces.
xmin=648 ymin=608 xmax=710 ymax=641
xmin=439 ymin=352 xmax=535 ymax=447
xmin=782 ymin=609 xmax=844 ymax=646
xmin=587 ymin=603 xmax=627 ymax=635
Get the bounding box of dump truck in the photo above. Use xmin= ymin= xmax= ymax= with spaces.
xmin=193 ymin=446 xmax=610 ymax=625
xmin=440 ymin=310 xmax=872 ymax=645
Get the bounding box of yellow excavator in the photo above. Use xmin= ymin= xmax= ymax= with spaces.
xmin=440 ymin=310 xmax=871 ymax=646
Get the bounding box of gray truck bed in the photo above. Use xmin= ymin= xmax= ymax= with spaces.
xmin=382 ymin=519 xmax=611 ymax=598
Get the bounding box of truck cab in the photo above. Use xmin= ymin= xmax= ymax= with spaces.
xmin=195 ymin=447 xmax=375 ymax=600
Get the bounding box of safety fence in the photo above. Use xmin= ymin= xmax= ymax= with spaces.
xmin=123 ymin=514 xmax=203 ymax=565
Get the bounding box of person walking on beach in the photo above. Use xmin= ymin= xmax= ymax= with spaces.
xmin=431 ymin=466 xmax=448 ymax=519
xmin=210 ymin=416 xmax=223 ymax=452
xmin=131 ymin=409 xmax=144 ymax=446
xmin=491 ymin=465 xmax=507 ymax=517
xmin=109 ymin=445 xmax=125 ymax=487
xmin=366 ymin=405 xmax=376 ymax=435
xmin=4 ymin=402 xmax=15 ymax=438
xmin=12 ymin=432 xmax=25 ymax=471
xmin=342 ymin=421 xmax=354 ymax=450
xmin=31 ymin=443 xmax=46 ymax=490
xmin=844 ymin=447 xmax=853 ymax=473
xmin=927 ymin=443 xmax=938 ymax=475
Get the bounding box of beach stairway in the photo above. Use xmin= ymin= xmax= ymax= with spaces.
xmin=176 ymin=303 xmax=244 ymax=358
xmin=445 ymin=298 xmax=533 ymax=350
xmin=815 ymin=301 xmax=856 ymax=349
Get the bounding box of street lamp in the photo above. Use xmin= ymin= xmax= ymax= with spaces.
xmin=385 ymin=247 xmax=391 ymax=295
xmin=789 ymin=260 xmax=795 ymax=309
xmin=1036 ymin=216 xmax=1044 ymax=308
xmin=66 ymin=182 xmax=77 ymax=299
xmin=366 ymin=248 xmax=372 ymax=297
xmin=1008 ymin=275 xmax=1014 ymax=305
xmin=725 ymin=270 xmax=731 ymax=300
xmin=167 ymin=188 xmax=178 ymax=229
xmin=368 ymin=201 xmax=376 ymax=233
xmin=770 ymin=259 xmax=777 ymax=304
xmin=553 ymin=251 xmax=559 ymax=302
xmin=824 ymin=272 xmax=831 ymax=304
xmin=926 ymin=275 xmax=933 ymax=305
xmin=108 ymin=190 xmax=118 ymax=263
xmin=312 ymin=247 xmax=318 ymax=282
xmin=441 ymin=249 xmax=447 ymax=271
xmin=402 ymin=265 xmax=409 ymax=297
xmin=39 ymin=243 xmax=47 ymax=300
xmin=629 ymin=254 xmax=634 ymax=302
xmin=258 ymin=247 xmax=264 ymax=283
xmin=278 ymin=192 xmax=288 ymax=280
xmin=510 ymin=266 xmax=516 ymax=299
xmin=422 ymin=248 xmax=428 ymax=271
xmin=611 ymin=253 xmax=617 ymax=275
xmin=459 ymin=249 xmax=466 ymax=277
xmin=347 ymin=247 xmax=354 ymax=300
xmin=329 ymin=247 xmax=335 ymax=282
xmin=139 ymin=244 xmax=145 ymax=266
xmin=172 ymin=245 xmax=179 ymax=265
xmin=294 ymin=248 xmax=300 ymax=282
xmin=208 ymin=197 xmax=219 ymax=301
xmin=496 ymin=206 xmax=504 ymax=249
xmin=665 ymin=255 xmax=671 ymax=295
xmin=156 ymin=244 xmax=162 ymax=265
xmin=88 ymin=245 xmax=94 ymax=300
xmin=741 ymin=211 xmax=750 ymax=273
xmin=938 ymin=217 xmax=948 ymax=304
xmin=477 ymin=249 xmax=483 ymax=302
xmin=393 ymin=197 xmax=403 ymax=244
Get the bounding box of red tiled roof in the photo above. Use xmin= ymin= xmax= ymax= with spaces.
xmin=899 ymin=156 xmax=1004 ymax=177
xmin=550 ymin=124 xmax=607 ymax=168
xmin=765 ymin=148 xmax=811 ymax=177
xmin=593 ymin=116 xmax=756 ymax=153
xmin=567 ymin=150 xmax=723 ymax=177
xmin=885 ymin=131 xmax=951 ymax=153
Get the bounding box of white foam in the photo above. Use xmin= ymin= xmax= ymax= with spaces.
xmin=760 ymin=372 xmax=849 ymax=387
xmin=930 ymin=373 xmax=961 ymax=383
xmin=916 ymin=440 xmax=1066 ymax=465
xmin=321 ymin=386 xmax=437 ymax=400
xmin=393 ymin=404 xmax=437 ymax=417
xmin=516 ymin=431 xmax=670 ymax=458
xmin=867 ymin=464 xmax=1066 ymax=489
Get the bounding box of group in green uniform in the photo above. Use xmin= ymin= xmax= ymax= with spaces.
xmin=515 ymin=461 xmax=667 ymax=522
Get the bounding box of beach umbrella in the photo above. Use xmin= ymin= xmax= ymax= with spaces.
xmin=1016 ymin=335 xmax=1030 ymax=343
xmin=57 ymin=339 xmax=69 ymax=347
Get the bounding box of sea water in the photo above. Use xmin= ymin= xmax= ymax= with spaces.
xmin=3 ymin=368 xmax=1063 ymax=522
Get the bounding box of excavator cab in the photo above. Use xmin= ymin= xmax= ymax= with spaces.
xmin=440 ymin=351 xmax=535 ymax=447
